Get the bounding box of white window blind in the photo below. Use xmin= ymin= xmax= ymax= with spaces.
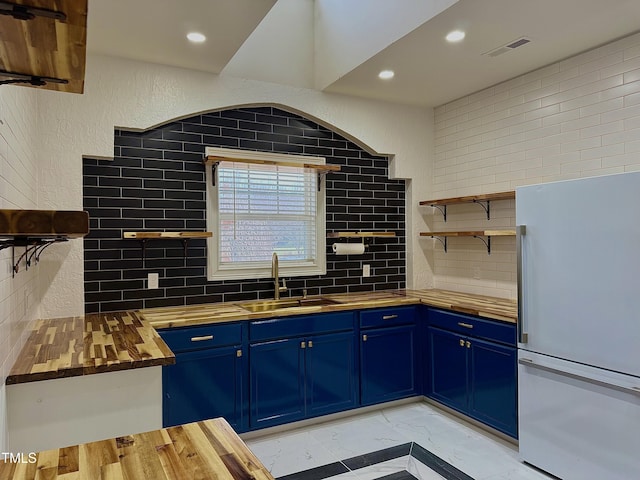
xmin=207 ymin=153 xmax=326 ymax=280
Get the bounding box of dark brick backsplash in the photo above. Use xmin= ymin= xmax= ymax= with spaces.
xmin=83 ymin=107 xmax=406 ymax=313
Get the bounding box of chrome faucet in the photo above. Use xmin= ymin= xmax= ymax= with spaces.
xmin=272 ymin=252 xmax=288 ymax=300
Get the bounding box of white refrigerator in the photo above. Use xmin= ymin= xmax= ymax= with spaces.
xmin=516 ymin=172 xmax=640 ymax=480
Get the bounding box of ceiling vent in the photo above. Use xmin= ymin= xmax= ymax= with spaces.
xmin=484 ymin=37 xmax=531 ymax=57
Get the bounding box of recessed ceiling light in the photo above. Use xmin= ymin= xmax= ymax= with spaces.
xmin=446 ymin=30 xmax=465 ymax=43
xmin=378 ymin=70 xmax=395 ymax=80
xmin=187 ymin=32 xmax=206 ymax=43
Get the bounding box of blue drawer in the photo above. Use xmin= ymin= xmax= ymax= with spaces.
xmin=427 ymin=308 xmax=515 ymax=345
xmin=249 ymin=312 xmax=355 ymax=342
xmin=158 ymin=322 xmax=243 ymax=352
xmin=359 ymin=306 xmax=416 ymax=329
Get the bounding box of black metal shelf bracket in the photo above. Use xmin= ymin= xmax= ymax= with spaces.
xmin=0 ymin=1 xmax=67 ymax=21
xmin=0 ymin=70 xmax=69 ymax=87
xmin=431 ymin=204 xmax=447 ymax=221
xmin=473 ymin=235 xmax=492 ymax=254
xmin=430 ymin=236 xmax=447 ymax=253
xmin=0 ymin=236 xmax=69 ymax=277
xmin=137 ymin=238 xmax=192 ymax=266
xmin=473 ymin=199 xmax=492 ymax=220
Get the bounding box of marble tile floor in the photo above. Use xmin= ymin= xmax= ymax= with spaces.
xmin=243 ymin=400 xmax=555 ymax=480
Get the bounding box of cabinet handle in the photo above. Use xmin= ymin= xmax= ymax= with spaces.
xmin=236 ymin=349 xmax=242 ymax=357
xmin=308 ymin=341 xmax=313 ymax=348
xmin=191 ymin=335 xmax=214 ymax=342
xmin=382 ymin=314 xmax=398 ymax=320
xmin=457 ymin=322 xmax=474 ymax=329
xmin=363 ymin=334 xmax=368 ymax=342
xmin=459 ymin=339 xmax=465 ymax=347
xmin=300 ymin=341 xmax=306 ymax=349
xmin=466 ymin=340 xmax=471 ymax=349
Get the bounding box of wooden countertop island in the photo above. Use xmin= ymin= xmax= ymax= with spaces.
xmin=0 ymin=417 xmax=274 ymax=480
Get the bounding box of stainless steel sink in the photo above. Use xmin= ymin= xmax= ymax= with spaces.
xmin=239 ymin=297 xmax=339 ymax=313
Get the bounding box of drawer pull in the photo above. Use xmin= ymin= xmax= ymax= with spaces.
xmin=300 ymin=341 xmax=306 ymax=349
xmin=458 ymin=322 xmax=474 ymax=329
xmin=191 ymin=335 xmax=214 ymax=342
xmin=363 ymin=334 xmax=368 ymax=342
xmin=466 ymin=340 xmax=471 ymax=349
xmin=308 ymin=341 xmax=313 ymax=348
xmin=382 ymin=314 xmax=398 ymax=320
xmin=236 ymin=349 xmax=242 ymax=358
xmin=459 ymin=339 xmax=465 ymax=347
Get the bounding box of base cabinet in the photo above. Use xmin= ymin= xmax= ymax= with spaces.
xmin=162 ymin=345 xmax=246 ymax=430
xmin=249 ymin=313 xmax=357 ymax=429
xmin=426 ymin=308 xmax=517 ymax=438
xmin=360 ymin=307 xmax=418 ymax=406
xmin=159 ymin=323 xmax=247 ymax=432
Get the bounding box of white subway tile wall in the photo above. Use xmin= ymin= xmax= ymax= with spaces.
xmin=431 ymin=32 xmax=640 ymax=299
xmin=0 ymin=86 xmax=40 ymax=450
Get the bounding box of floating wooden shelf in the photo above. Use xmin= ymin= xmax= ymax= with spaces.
xmin=0 ymin=209 xmax=89 ymax=275
xmin=203 ymin=155 xmax=341 ymax=173
xmin=123 ymin=231 xmax=212 ymax=264
xmin=328 ymin=231 xmax=396 ymax=238
xmin=420 ymin=230 xmax=515 ymax=254
xmin=0 ymin=0 xmax=88 ymax=93
xmin=123 ymin=232 xmax=212 ymax=240
xmin=419 ymin=190 xmax=515 ymax=221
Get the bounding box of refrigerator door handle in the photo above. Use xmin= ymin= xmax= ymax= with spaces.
xmin=519 ymin=357 xmax=640 ymax=396
xmin=516 ymin=224 xmax=528 ymax=343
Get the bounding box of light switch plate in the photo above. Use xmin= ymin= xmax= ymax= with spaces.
xmin=363 ymin=264 xmax=371 ymax=277
xmin=148 ymin=273 xmax=159 ymax=289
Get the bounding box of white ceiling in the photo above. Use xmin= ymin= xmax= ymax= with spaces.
xmin=87 ymin=0 xmax=640 ymax=107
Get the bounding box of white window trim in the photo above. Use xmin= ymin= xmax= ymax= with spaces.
xmin=205 ymin=147 xmax=327 ymax=281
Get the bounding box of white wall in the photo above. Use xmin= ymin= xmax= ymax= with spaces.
xmin=430 ymin=32 xmax=640 ymax=298
xmin=35 ymin=53 xmax=435 ymax=318
xmin=0 ymin=86 xmax=41 ymax=450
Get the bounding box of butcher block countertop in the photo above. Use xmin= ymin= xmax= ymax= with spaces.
xmin=5 ymin=289 xmax=515 ymax=386
xmin=0 ymin=417 xmax=273 ymax=480
xmin=6 ymin=311 xmax=174 ymax=385
xmin=141 ymin=288 xmax=517 ymax=329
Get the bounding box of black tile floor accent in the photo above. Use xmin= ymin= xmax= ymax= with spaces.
xmin=277 ymin=442 xmax=473 ymax=480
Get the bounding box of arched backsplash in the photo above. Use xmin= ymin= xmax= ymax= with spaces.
xmin=82 ymin=106 xmax=406 ymax=313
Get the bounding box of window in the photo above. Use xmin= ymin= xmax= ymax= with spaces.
xmin=206 ymin=148 xmax=326 ymax=280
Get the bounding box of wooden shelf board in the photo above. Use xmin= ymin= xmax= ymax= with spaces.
xmin=328 ymin=231 xmax=396 ymax=238
xmin=0 ymin=209 xmax=89 ymax=238
xmin=204 ymin=155 xmax=340 ymax=172
xmin=123 ymin=232 xmax=212 ymax=240
xmin=420 ymin=230 xmax=516 ymax=237
xmin=419 ymin=190 xmax=515 ymax=206
xmin=0 ymin=0 xmax=88 ymax=94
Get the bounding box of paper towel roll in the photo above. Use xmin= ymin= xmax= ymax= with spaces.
xmin=332 ymin=243 xmax=365 ymax=255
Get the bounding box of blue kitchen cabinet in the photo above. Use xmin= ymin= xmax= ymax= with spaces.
xmin=426 ymin=308 xmax=517 ymax=438
xmin=428 ymin=326 xmax=467 ymax=412
xmin=359 ymin=307 xmax=418 ymax=406
xmin=250 ymin=338 xmax=305 ymax=428
xmin=159 ymin=322 xmax=248 ymax=431
xmin=249 ymin=312 xmax=357 ymax=429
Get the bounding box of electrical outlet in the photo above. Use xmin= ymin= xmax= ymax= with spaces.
xmin=363 ymin=264 xmax=371 ymax=277
xmin=472 ymin=266 xmax=481 ymax=279
xmin=148 ymin=273 xmax=159 ymax=289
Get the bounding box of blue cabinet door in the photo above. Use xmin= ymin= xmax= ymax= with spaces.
xmin=250 ymin=338 xmax=305 ymax=429
xmin=305 ymin=331 xmax=358 ymax=418
xmin=469 ymin=337 xmax=517 ymax=438
xmin=428 ymin=326 xmax=468 ymax=413
xmin=162 ymin=344 xmax=246 ymax=430
xmin=360 ymin=324 xmax=417 ymax=406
